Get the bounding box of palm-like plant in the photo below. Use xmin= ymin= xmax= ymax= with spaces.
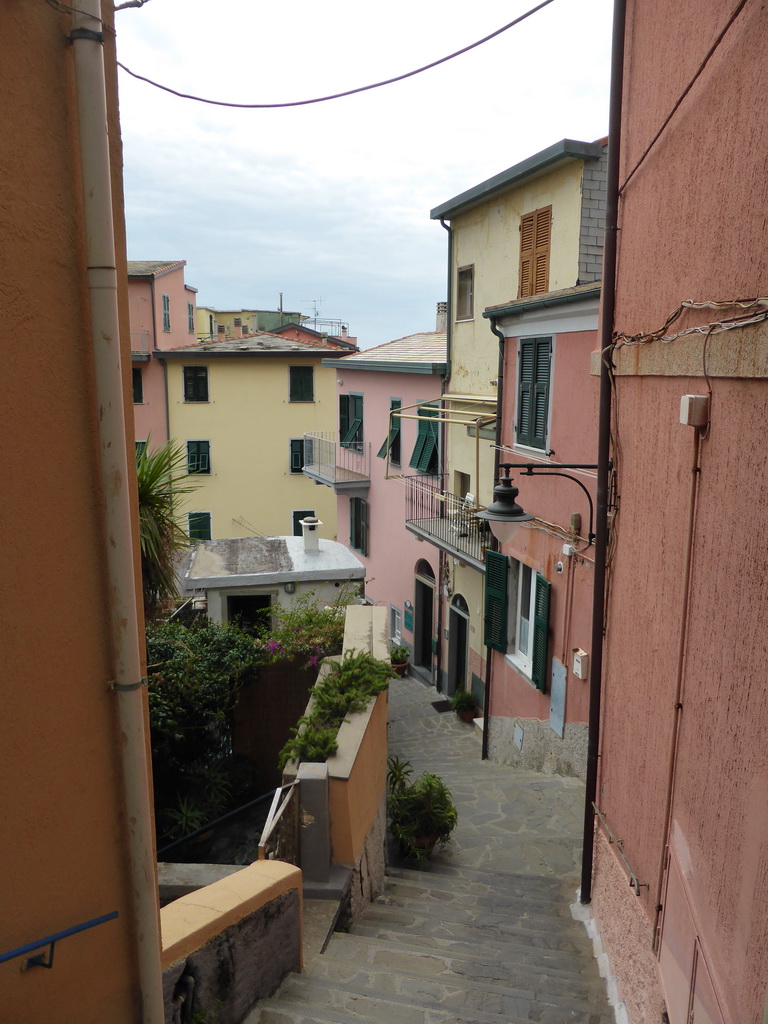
xmin=135 ymin=439 xmax=197 ymax=620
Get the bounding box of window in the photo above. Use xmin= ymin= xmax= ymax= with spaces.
xmin=162 ymin=293 xmax=171 ymax=332
xmin=456 ymin=265 xmax=474 ymax=320
xmin=132 ymin=367 xmax=143 ymax=404
xmin=409 ymin=404 xmax=439 ymax=474
xmin=484 ymin=551 xmax=551 ymax=692
xmin=349 ymin=497 xmax=369 ymax=555
xmin=516 ymin=337 xmax=551 ymax=450
xmin=135 ymin=440 xmax=147 ymax=460
xmin=186 ymin=440 xmax=210 ymax=474
xmin=390 ymin=606 xmax=402 ymax=642
xmin=519 ymin=206 xmax=552 ymax=297
xmin=183 ymin=365 xmax=209 ymax=402
xmin=289 ymin=365 xmax=314 ymax=402
xmin=376 ymin=399 xmax=401 ymax=465
xmin=289 ymin=438 xmax=305 ymax=474
xmin=340 ymin=393 xmax=364 ymax=450
xmin=187 ymin=302 xmax=195 ymax=334
xmin=188 ymin=511 xmax=211 ymax=541
xmin=292 ymin=509 xmax=315 ymax=535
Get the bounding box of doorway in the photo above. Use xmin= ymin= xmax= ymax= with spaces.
xmin=447 ymin=594 xmax=469 ymax=697
xmin=227 ymin=594 xmax=271 ymax=633
xmin=413 ymin=559 xmax=435 ymax=682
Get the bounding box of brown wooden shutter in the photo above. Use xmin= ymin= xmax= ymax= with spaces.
xmin=519 ymin=206 xmax=551 ymax=297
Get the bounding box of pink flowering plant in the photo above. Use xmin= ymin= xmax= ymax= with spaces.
xmin=253 ymin=590 xmax=348 ymax=668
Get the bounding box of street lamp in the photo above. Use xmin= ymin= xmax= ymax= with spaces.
xmin=475 ymin=465 xmax=533 ymax=544
xmin=477 ymin=461 xmax=600 ymax=546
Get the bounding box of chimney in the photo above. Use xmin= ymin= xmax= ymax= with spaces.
xmin=217 ymin=324 xmax=226 ymax=341
xmin=341 ymin=326 xmax=348 ymax=338
xmin=233 ymin=317 xmax=243 ymax=339
xmin=436 ymin=301 xmax=447 ymax=332
xmin=299 ymin=515 xmax=323 ymax=553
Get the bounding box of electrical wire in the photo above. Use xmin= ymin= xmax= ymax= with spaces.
xmin=44 ymin=0 xmax=116 ymax=33
xmin=619 ymin=0 xmax=750 ymax=193
xmin=613 ymin=298 xmax=768 ymax=348
xmin=116 ymin=0 xmax=557 ymax=109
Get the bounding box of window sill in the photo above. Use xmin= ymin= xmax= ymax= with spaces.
xmin=510 ymin=443 xmax=551 ymax=460
xmin=454 ymin=317 xmax=474 ymax=323
xmin=504 ymin=652 xmax=536 ymax=688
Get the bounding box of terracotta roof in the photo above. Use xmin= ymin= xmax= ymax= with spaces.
xmin=337 ymin=331 xmax=447 ymax=365
xmin=155 ymin=331 xmax=348 ymax=357
xmin=127 ymin=260 xmax=186 ymax=277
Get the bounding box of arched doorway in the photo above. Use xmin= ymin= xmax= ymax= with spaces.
xmin=447 ymin=594 xmax=469 ymax=697
xmin=412 ymin=559 xmax=435 ymax=683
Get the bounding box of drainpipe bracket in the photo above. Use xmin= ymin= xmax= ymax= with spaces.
xmin=109 ymin=677 xmax=149 ymax=692
xmin=69 ymin=28 xmax=105 ymax=44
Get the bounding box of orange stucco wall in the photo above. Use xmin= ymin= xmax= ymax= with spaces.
xmin=328 ymin=690 xmax=388 ymax=865
xmin=1 ymin=3 xmax=155 ymax=1020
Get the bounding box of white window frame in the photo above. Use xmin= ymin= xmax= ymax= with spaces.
xmin=504 ymin=559 xmax=537 ymax=679
xmin=390 ymin=606 xmax=402 ymax=643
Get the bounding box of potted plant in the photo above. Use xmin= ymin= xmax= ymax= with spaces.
xmin=450 ymin=689 xmax=480 ymax=723
xmin=389 ymin=643 xmax=410 ymax=677
xmin=387 ymin=756 xmax=458 ymax=862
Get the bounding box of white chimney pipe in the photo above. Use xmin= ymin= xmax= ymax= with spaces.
xmin=299 ymin=516 xmax=323 ymax=553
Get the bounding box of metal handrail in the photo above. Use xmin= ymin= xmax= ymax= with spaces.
xmin=0 ymin=912 xmax=119 ymax=970
xmin=258 ymin=782 xmax=298 ymax=860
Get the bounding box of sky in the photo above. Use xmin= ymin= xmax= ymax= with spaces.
xmin=115 ymin=0 xmax=614 ymax=349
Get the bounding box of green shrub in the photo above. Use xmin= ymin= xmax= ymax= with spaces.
xmin=278 ymin=650 xmax=392 ymax=769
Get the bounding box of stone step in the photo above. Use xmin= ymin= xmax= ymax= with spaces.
xmin=352 ymin=904 xmax=590 ymax=957
xmin=325 ymin=927 xmax=599 ymax=982
xmin=252 ymin=976 xmax=612 ymax=1024
xmin=308 ymin=935 xmax=610 ymax=1005
xmin=385 ymin=863 xmax=575 ymax=899
xmin=379 ymin=875 xmax=580 ymax=922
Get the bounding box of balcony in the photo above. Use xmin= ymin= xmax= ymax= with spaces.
xmin=303 ymin=431 xmax=371 ymax=492
xmin=130 ymin=328 xmax=152 ymax=354
xmin=404 ymin=476 xmax=491 ymax=571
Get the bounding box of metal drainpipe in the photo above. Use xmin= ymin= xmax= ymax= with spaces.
xmin=437 ymin=221 xmax=453 ymax=695
xmin=71 ymin=4 xmax=164 ymax=1017
xmin=580 ymin=0 xmax=626 ymax=905
xmin=480 ymin=317 xmax=506 ymax=760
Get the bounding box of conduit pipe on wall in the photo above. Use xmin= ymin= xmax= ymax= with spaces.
xmin=71 ymin=4 xmax=164 ymax=1020
xmin=652 ymin=429 xmax=702 ymax=947
xmin=580 ymin=0 xmax=626 ymax=905
xmin=479 ymin=317 xmax=506 ymax=761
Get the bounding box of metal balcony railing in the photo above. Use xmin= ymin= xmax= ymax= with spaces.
xmin=404 ymin=476 xmax=491 ymax=571
xmin=302 ymin=431 xmax=371 ymax=490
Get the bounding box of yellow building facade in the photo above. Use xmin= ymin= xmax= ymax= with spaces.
xmin=161 ymin=339 xmax=343 ymax=540
xmin=429 ymin=139 xmax=606 ymax=698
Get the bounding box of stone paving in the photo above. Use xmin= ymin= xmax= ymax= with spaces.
xmin=249 ymin=675 xmax=614 ymax=1024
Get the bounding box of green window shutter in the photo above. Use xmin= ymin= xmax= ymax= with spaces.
xmin=132 ymin=367 xmax=143 ymax=404
xmin=293 ymin=509 xmax=314 ymax=536
xmin=290 ymin=366 xmax=313 ymax=402
xmin=187 ymin=440 xmax=210 ymax=474
xmin=378 ymin=400 xmax=402 ymax=461
xmin=349 ymin=497 xmax=369 ymax=554
xmin=184 ymin=366 xmax=208 ymax=402
xmin=361 ymin=499 xmax=369 ymax=556
xmin=517 ymin=338 xmax=550 ymax=450
xmin=187 ymin=302 xmax=195 ymax=334
xmin=483 ymin=550 xmax=509 ymax=651
xmin=162 ymin=293 xmax=170 ymax=332
xmin=135 ymin=440 xmax=147 ymax=461
xmin=531 ymin=576 xmax=551 ymax=692
xmin=340 ymin=394 xmax=363 ymax=448
xmin=188 ymin=512 xmax=211 ymax=541
xmin=409 ymin=405 xmax=439 ymax=473
xmin=290 ymin=439 xmax=304 ymax=472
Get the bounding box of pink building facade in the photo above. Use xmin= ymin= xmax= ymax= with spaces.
xmin=129 ymin=260 xmax=197 ymax=447
xmin=482 ymin=288 xmax=600 ymax=776
xmin=590 ymin=2 xmax=768 ymax=1022
xmin=309 ymin=332 xmax=447 ymax=667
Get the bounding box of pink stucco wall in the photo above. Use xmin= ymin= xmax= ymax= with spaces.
xmin=491 ymin=327 xmax=597 ymax=724
xmin=130 ymin=266 xmax=197 ymax=446
xmin=333 ymin=368 xmax=443 ymax=649
xmin=593 ymin=2 xmax=768 ymax=1021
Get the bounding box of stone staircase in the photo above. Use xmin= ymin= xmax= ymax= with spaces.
xmin=246 ymin=677 xmax=614 ymax=1024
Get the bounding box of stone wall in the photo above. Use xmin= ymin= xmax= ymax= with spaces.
xmin=488 ymin=716 xmax=588 ymax=779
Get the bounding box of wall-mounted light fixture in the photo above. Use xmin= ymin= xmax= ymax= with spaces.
xmin=476 ymin=462 xmax=601 ymax=545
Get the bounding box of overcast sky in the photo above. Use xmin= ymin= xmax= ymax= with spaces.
xmin=116 ymin=0 xmax=613 ymax=348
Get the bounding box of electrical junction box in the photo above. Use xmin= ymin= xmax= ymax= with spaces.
xmin=680 ymin=394 xmax=709 ymax=427
xmin=573 ymin=648 xmax=589 ymax=680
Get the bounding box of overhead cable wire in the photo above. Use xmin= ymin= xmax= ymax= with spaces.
xmin=619 ymin=0 xmax=750 ymax=193
xmin=116 ymin=0 xmax=557 ymax=108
